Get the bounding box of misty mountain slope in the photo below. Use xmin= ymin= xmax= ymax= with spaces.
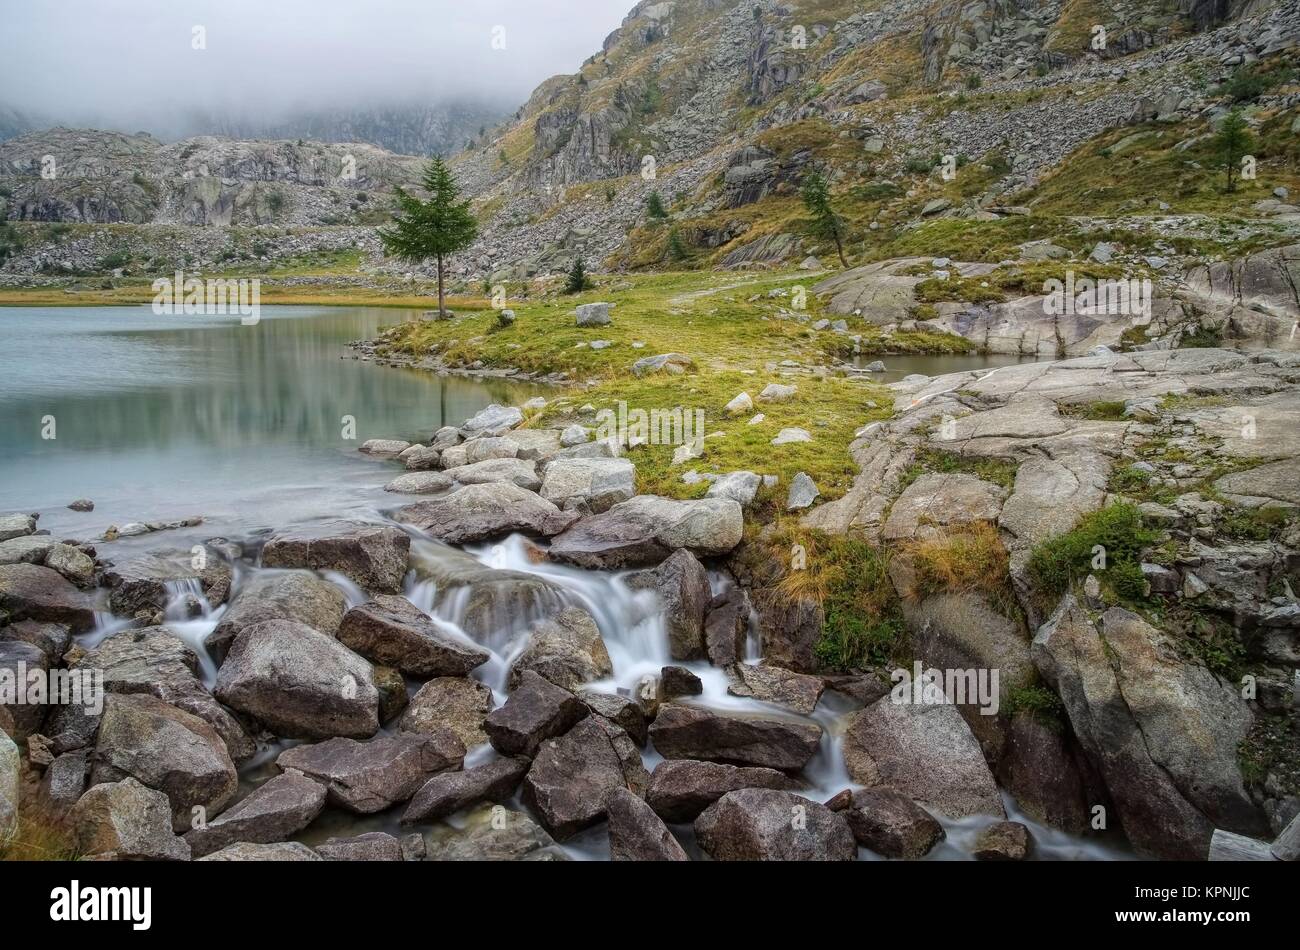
xmin=451 ymin=0 xmax=1299 ymax=282
xmin=0 ymin=129 xmax=424 ymax=226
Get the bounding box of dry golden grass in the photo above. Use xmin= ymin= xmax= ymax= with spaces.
xmin=896 ymin=521 xmax=1011 ymax=605
xmin=1 ymin=801 xmax=79 ymax=862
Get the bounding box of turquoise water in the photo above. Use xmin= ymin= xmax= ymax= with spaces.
xmin=0 ymin=305 xmax=540 ymax=539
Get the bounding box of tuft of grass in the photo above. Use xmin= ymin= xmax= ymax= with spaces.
xmin=898 ymin=448 xmax=1019 ymax=491
xmin=772 ymin=527 xmax=905 ymax=673
xmin=1064 ymin=400 xmax=1128 ymax=421
xmin=1004 ymin=683 xmax=1065 ymax=731
xmin=0 ymin=802 xmax=79 ymax=861
xmin=897 ymin=522 xmax=1015 ymax=613
xmin=1027 ymin=502 xmax=1158 ymax=603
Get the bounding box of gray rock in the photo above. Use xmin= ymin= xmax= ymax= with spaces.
xmin=463 ymin=436 xmax=522 ymax=464
xmin=400 ymin=444 xmax=442 ymax=471
xmin=1032 ymin=598 xmax=1266 ymax=859
xmin=399 ymin=676 xmax=494 ymax=748
xmin=649 ymin=703 xmax=822 ymax=772
xmin=402 ymin=755 xmax=529 ymax=823
xmin=0 ymin=640 xmax=47 ymax=739
xmin=758 ymin=383 xmax=797 ymax=403
xmin=706 ymin=470 xmax=761 ymax=507
xmin=198 ymin=841 xmax=321 ymax=861
xmin=359 ymin=439 xmax=411 ymax=458
xmin=842 ymin=696 xmax=1004 ymax=819
xmin=660 ymin=665 xmax=703 ymax=698
xmin=786 ymin=472 xmax=820 ymax=510
xmin=559 ymin=424 xmax=589 ymax=447
xmin=0 ymin=563 xmax=95 ymax=632
xmin=261 ymin=521 xmax=410 ymax=593
xmin=276 ymin=730 xmax=465 ymax=813
xmin=447 ymin=457 xmax=542 ymax=490
xmin=575 ymin=302 xmax=612 ymax=327
xmin=696 ymin=789 xmax=855 ymax=861
xmin=0 ymin=513 xmax=37 ymax=542
xmin=843 ymin=787 xmax=945 ymax=858
xmin=607 ymin=786 xmax=688 ymax=861
xmin=40 ymin=749 xmax=88 ymax=813
xmin=395 ymin=482 xmax=578 ymax=544
xmin=483 ymin=670 xmax=588 ymax=758
xmin=104 ymin=549 xmax=232 ymax=616
xmin=71 ymin=778 xmax=191 ymax=861
xmin=207 ymin=570 xmax=347 ymax=664
xmin=772 ymin=427 xmax=812 ymax=445
xmin=183 ymin=769 xmax=327 ymax=858
xmin=384 ymin=471 xmax=453 ymax=494
xmin=425 ymin=803 xmax=558 ymax=861
xmin=577 ymin=690 xmax=648 ymax=746
xmin=973 ymin=820 xmax=1032 ymax=860
xmin=73 ymin=627 xmax=254 ymax=761
xmin=540 ymin=458 xmax=636 ymax=513
xmin=632 ymin=352 xmax=694 ymax=376
xmin=625 ymin=549 xmax=711 ymax=661
xmin=548 ymin=495 xmax=743 ymax=569
xmin=704 ymin=588 xmax=749 ymax=667
xmin=522 ymin=717 xmax=633 ymax=839
xmin=0 ymin=730 xmax=17 ymax=841
xmin=316 ymin=831 xmax=402 ymax=861
xmin=726 ymin=663 xmax=824 ymax=714
xmin=43 ymin=544 xmax=95 ymax=588
xmin=645 ymin=759 xmax=802 ymax=822
xmin=91 ymin=693 xmax=238 ymax=832
xmin=461 ymin=403 xmax=524 ymax=436
xmin=507 ymin=606 xmax=612 ymax=691
xmin=338 ymin=595 xmax=488 ymax=677
xmin=214 ymin=619 xmax=379 ymax=741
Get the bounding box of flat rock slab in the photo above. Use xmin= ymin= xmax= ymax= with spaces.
xmin=338 ymin=594 xmax=488 ymax=677
xmin=880 ymin=472 xmax=1007 ymax=541
xmin=548 ymin=495 xmax=743 ymax=569
xmin=425 ymin=803 xmax=559 ymax=861
xmin=447 ymin=457 xmax=542 ymax=490
xmin=841 ymin=696 xmax=1005 ymax=819
xmin=276 ymin=730 xmax=465 ymax=814
xmin=725 ymin=663 xmax=825 ymax=714
xmin=198 ymin=841 xmax=321 ymax=861
xmin=261 ymin=521 xmax=410 ymax=593
xmin=395 ymin=482 xmax=578 ymax=544
xmin=648 ymin=703 xmax=822 ymax=772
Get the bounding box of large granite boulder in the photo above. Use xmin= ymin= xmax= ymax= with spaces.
xmin=214 ymin=620 xmax=379 ymax=740
xmin=70 ymin=778 xmax=191 ymax=861
xmin=645 ymin=759 xmax=802 ymax=822
xmin=395 ymin=483 xmax=578 ymax=544
xmin=0 ymin=563 xmax=95 ymax=632
xmin=548 ymin=495 xmax=744 ymax=569
xmin=648 ymin=703 xmax=822 ymax=772
xmin=206 ymin=569 xmax=347 ymax=664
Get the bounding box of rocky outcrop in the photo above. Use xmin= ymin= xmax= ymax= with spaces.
xmin=1032 ymin=597 xmax=1267 ymax=859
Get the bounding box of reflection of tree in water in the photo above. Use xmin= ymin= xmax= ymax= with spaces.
xmin=1 ymin=308 xmax=542 ymax=456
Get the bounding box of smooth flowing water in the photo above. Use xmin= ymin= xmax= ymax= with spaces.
xmin=0 ymin=307 xmax=1118 ymax=859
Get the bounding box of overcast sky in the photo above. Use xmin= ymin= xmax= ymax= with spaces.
xmin=0 ymin=0 xmax=630 ymax=128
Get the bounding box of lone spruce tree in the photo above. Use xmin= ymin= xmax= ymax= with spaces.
xmin=564 ymin=257 xmax=589 ymax=294
xmin=1212 ymin=109 xmax=1254 ymax=193
xmin=379 ymin=157 xmax=478 ymax=317
xmin=801 ymin=171 xmax=848 ymax=268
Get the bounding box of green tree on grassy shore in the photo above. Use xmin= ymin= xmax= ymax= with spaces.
xmin=379 ymin=157 xmax=478 ymax=317
xmin=801 ymin=171 xmax=848 ymax=267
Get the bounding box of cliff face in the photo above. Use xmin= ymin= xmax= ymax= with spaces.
xmin=447 ymin=0 xmax=1297 ymax=282
xmin=0 ymin=129 xmax=423 ymax=226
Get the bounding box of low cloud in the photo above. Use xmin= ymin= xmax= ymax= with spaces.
xmin=0 ymin=0 xmax=627 ymax=132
